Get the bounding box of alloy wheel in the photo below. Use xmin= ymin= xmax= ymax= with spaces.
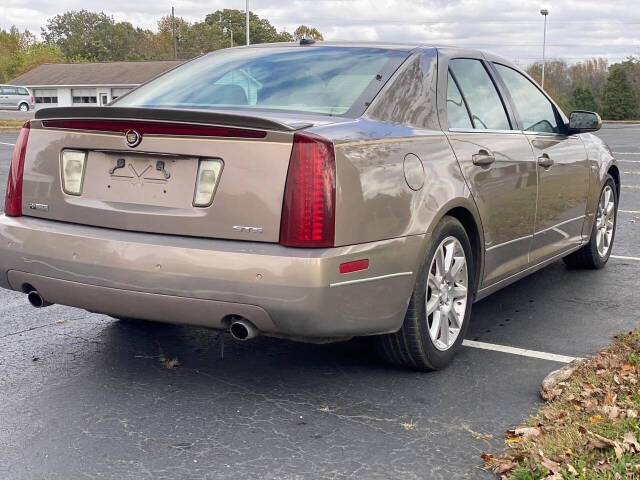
xmin=595 ymin=185 xmax=615 ymax=258
xmin=426 ymin=236 xmax=468 ymax=351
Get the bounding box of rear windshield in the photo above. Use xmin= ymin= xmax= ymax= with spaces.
xmin=114 ymin=46 xmax=408 ymax=117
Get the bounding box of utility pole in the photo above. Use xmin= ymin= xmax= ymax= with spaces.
xmin=540 ymin=8 xmax=549 ymax=88
xmin=172 ymin=6 xmax=178 ymax=59
xmin=246 ymin=0 xmax=250 ymax=45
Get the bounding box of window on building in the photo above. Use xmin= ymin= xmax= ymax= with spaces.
xmin=72 ymin=88 xmax=98 ymax=104
xmin=34 ymin=89 xmax=58 ymax=104
xmin=111 ymin=88 xmax=131 ymax=100
xmin=73 ymin=96 xmax=97 ymax=104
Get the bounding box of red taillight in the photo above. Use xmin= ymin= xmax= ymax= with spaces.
xmin=280 ymin=132 xmax=336 ymax=248
xmin=5 ymin=122 xmax=30 ymax=216
xmin=30 ymin=96 xmax=34 ymax=103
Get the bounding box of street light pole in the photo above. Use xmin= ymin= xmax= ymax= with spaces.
xmin=540 ymin=8 xmax=549 ymax=88
xmin=246 ymin=0 xmax=250 ymax=45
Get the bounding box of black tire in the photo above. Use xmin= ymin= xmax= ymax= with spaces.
xmin=18 ymin=103 xmax=29 ymax=112
xmin=376 ymin=216 xmax=475 ymax=370
xmin=563 ymin=175 xmax=617 ymax=269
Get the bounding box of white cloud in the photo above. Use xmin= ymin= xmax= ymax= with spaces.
xmin=1 ymin=0 xmax=639 ymax=64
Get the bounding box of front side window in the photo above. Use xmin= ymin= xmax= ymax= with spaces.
xmin=446 ymin=74 xmax=472 ymax=129
xmin=449 ymin=59 xmax=510 ymax=130
xmin=494 ymin=63 xmax=560 ymax=133
xmin=115 ymin=47 xmax=408 ymax=117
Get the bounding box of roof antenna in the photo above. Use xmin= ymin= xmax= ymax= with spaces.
xmin=299 ymin=38 xmax=315 ymax=45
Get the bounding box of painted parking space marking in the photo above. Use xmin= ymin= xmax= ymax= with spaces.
xmin=622 ymin=185 xmax=640 ymax=189
xmin=0 ymin=142 xmax=15 ymax=146
xmin=619 ymin=210 xmax=640 ymax=214
xmin=623 ymin=171 xmax=640 ymax=175
xmin=613 ymin=152 xmax=640 ymax=155
xmin=462 ymin=340 xmax=577 ymax=363
xmin=611 ymin=255 xmax=640 ymax=262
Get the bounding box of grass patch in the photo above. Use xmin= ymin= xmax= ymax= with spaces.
xmin=483 ymin=329 xmax=640 ymax=479
xmin=0 ymin=119 xmax=27 ymax=131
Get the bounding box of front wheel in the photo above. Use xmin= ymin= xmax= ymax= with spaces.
xmin=563 ymin=175 xmax=617 ymax=269
xmin=18 ymin=103 xmax=29 ymax=112
xmin=376 ymin=216 xmax=474 ymax=370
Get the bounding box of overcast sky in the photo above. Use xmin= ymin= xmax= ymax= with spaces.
xmin=2 ymin=0 xmax=639 ymax=65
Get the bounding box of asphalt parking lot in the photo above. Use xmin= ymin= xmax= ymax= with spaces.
xmin=0 ymin=125 xmax=638 ymax=480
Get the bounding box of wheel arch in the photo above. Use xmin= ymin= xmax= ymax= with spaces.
xmin=427 ymin=199 xmax=485 ymax=298
xmin=608 ymin=164 xmax=620 ymax=198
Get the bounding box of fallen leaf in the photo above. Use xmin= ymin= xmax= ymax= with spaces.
xmin=480 ymin=452 xmax=494 ymax=464
xmin=514 ymin=426 xmax=541 ymax=438
xmin=493 ymin=462 xmax=516 ymax=475
xmin=567 ymin=463 xmax=578 ymax=476
xmin=401 ymin=421 xmax=416 ymax=431
xmin=55 ymin=319 xmax=66 ymax=325
xmin=623 ymin=432 xmax=640 ymax=453
xmin=604 ymin=392 xmax=617 ymax=405
xmin=318 ymin=406 xmax=330 ymax=413
xmin=540 ymin=457 xmax=561 ymax=473
xmin=589 ymin=414 xmax=602 ymax=423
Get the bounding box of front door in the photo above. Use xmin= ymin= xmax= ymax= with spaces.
xmin=491 ymin=63 xmax=589 ymax=264
xmin=442 ymin=56 xmax=538 ymax=286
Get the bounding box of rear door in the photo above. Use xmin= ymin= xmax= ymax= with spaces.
xmin=4 ymin=87 xmax=19 ymax=109
xmin=491 ymin=63 xmax=589 ymax=263
xmin=0 ymin=87 xmax=11 ymax=108
xmin=438 ymin=51 xmax=538 ymax=286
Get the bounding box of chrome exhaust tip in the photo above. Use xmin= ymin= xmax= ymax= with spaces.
xmin=27 ymin=290 xmax=52 ymax=308
xmin=229 ymin=318 xmax=259 ymax=341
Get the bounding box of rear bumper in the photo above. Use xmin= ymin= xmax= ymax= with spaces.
xmin=0 ymin=216 xmax=426 ymax=339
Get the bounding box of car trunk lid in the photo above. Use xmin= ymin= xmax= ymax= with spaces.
xmin=20 ymin=107 xmax=322 ymax=242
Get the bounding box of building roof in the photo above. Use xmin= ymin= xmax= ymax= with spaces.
xmin=8 ymin=60 xmax=185 ymax=87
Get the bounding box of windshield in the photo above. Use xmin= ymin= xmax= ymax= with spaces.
xmin=114 ymin=46 xmax=408 ymax=117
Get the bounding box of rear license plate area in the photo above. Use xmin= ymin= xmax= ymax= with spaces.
xmin=82 ymin=151 xmax=200 ymax=208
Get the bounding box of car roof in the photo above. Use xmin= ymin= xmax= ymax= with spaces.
xmin=223 ymin=41 xmax=517 ymax=69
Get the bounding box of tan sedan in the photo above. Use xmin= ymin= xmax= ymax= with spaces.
xmin=0 ymin=42 xmax=619 ymax=370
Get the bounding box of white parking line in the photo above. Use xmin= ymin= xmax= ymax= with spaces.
xmin=624 ymin=171 xmax=640 ymax=175
xmin=619 ymin=210 xmax=640 ymax=214
xmin=622 ymin=185 xmax=640 ymax=189
xmin=462 ymin=340 xmax=577 ymax=363
xmin=611 ymin=255 xmax=640 ymax=261
xmin=613 ymin=152 xmax=640 ymax=155
xmin=0 ymin=142 xmax=16 ymax=146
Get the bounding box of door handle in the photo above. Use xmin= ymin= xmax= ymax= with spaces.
xmin=472 ymin=149 xmax=495 ymax=166
xmin=538 ymin=153 xmax=554 ymax=168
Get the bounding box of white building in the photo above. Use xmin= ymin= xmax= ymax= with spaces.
xmin=8 ymin=60 xmax=184 ymax=109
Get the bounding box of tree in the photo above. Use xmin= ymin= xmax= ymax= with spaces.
xmin=571 ymin=87 xmax=599 ymax=113
xmin=569 ymin=58 xmax=608 ymax=99
xmin=293 ymin=25 xmax=324 ymax=41
xmin=41 ymin=10 xmax=146 ymax=61
xmin=601 ymin=67 xmax=638 ymax=120
xmin=204 ymin=9 xmax=296 ymax=46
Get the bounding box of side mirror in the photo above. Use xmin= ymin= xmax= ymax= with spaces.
xmin=568 ymin=110 xmax=602 ymax=134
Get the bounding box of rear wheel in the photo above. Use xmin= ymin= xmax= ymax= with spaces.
xmin=18 ymin=103 xmax=29 ymax=112
xmin=563 ymin=176 xmax=617 ymax=269
xmin=376 ymin=216 xmax=474 ymax=370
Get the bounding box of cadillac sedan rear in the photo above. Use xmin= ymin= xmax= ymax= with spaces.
xmin=0 ymin=44 xmax=420 ymax=342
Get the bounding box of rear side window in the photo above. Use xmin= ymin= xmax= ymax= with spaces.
xmin=446 ymin=74 xmax=472 ymax=128
xmin=449 ymin=59 xmax=510 ymax=130
xmin=115 ymin=47 xmax=408 ymax=117
xmin=494 ymin=63 xmax=560 ymax=133
xmin=18 ymin=88 xmax=29 ymax=95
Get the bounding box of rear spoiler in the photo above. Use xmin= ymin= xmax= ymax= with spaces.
xmin=35 ymin=106 xmax=312 ymax=132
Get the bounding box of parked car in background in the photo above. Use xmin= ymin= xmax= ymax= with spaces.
xmin=0 ymin=85 xmax=34 ymax=111
xmin=0 ymin=42 xmax=619 ymax=370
